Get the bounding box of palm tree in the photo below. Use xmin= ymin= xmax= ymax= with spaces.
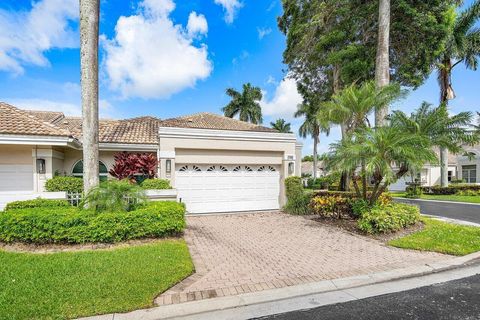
xmin=327 ymin=126 xmax=437 ymax=205
xmin=437 ymin=0 xmax=480 ymax=186
xmin=270 ymin=119 xmax=291 ymax=133
xmin=295 ymin=102 xmax=330 ymax=180
xmin=390 ymin=102 xmax=479 ymax=180
xmin=80 ymin=0 xmax=100 ymax=194
xmin=222 ymin=83 xmax=263 ymax=124
xmin=374 ymin=0 xmax=391 ymax=127
xmin=322 ymin=81 xmax=403 ymax=134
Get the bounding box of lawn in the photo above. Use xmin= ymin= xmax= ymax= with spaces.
xmin=0 ymin=240 xmax=193 ymax=320
xmin=392 ymin=192 xmax=480 ymax=204
xmin=389 ymin=218 xmax=480 ymax=256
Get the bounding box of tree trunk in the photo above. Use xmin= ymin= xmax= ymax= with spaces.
xmin=334 ymin=64 xmax=350 ymax=191
xmin=374 ymin=0 xmax=390 ymax=127
xmin=80 ymin=0 xmax=100 ymax=194
xmin=313 ymin=133 xmax=319 ymax=180
xmin=439 ymin=58 xmax=452 ymax=188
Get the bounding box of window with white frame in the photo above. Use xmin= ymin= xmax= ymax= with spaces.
xmin=462 ymin=165 xmax=477 ymax=183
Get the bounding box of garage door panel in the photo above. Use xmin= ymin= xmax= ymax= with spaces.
xmin=0 ymin=164 xmax=33 ymax=192
xmin=176 ymin=164 xmax=280 ymax=214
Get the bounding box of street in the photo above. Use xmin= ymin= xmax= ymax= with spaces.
xmin=254 ymin=274 xmax=480 ymax=320
xmin=395 ymin=198 xmax=480 ymax=224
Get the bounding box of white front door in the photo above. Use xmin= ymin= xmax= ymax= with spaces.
xmin=0 ymin=164 xmax=33 ymax=192
xmin=175 ymin=164 xmax=280 ymax=214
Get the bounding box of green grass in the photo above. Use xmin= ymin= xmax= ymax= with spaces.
xmin=0 ymin=240 xmax=193 ymax=320
xmin=392 ymin=192 xmax=480 ymax=204
xmin=389 ymin=218 xmax=480 ymax=256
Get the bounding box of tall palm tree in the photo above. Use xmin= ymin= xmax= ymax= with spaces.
xmin=437 ymin=0 xmax=480 ymax=186
xmin=270 ymin=119 xmax=292 ymax=133
xmin=390 ymin=102 xmax=479 ymax=180
xmin=80 ymin=0 xmax=100 ymax=194
xmin=295 ymin=102 xmax=330 ymax=180
xmin=222 ymin=83 xmax=263 ymax=124
xmin=374 ymin=0 xmax=391 ymax=127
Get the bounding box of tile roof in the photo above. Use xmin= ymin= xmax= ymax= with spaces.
xmin=1 ymin=103 xmax=281 ymax=145
xmin=160 ymin=112 xmax=278 ymax=132
xmin=0 ymin=102 xmax=71 ymax=137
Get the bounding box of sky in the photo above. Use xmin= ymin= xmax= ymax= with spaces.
xmin=0 ymin=0 xmax=479 ymax=156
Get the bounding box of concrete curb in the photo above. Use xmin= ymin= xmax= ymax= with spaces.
xmin=78 ymin=251 xmax=480 ymax=320
xmin=393 ymin=196 xmax=480 ymax=206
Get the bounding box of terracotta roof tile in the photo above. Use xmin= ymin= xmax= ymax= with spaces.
xmin=0 ymin=102 xmax=71 ymax=137
xmin=161 ymin=112 xmax=278 ymax=132
xmin=25 ymin=110 xmax=65 ymax=124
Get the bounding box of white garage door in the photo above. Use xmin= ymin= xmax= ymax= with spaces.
xmin=0 ymin=164 xmax=33 ymax=192
xmin=176 ymin=164 xmax=280 ymax=214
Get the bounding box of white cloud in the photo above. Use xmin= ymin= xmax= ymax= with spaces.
xmin=261 ymin=77 xmax=303 ymax=119
xmin=0 ymin=0 xmax=78 ymax=74
xmin=266 ymin=75 xmax=277 ymax=85
xmin=214 ymin=0 xmax=243 ymax=24
xmin=187 ymin=12 xmax=208 ymax=38
xmin=257 ymin=27 xmax=272 ymax=39
xmin=102 ymin=0 xmax=212 ymax=99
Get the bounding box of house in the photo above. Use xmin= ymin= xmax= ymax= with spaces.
xmin=301 ymin=161 xmax=326 ymax=178
xmin=0 ymin=102 xmax=302 ymax=213
xmin=388 ymin=147 xmax=480 ymax=191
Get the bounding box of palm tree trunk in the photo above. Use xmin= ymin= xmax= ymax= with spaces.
xmin=374 ymin=0 xmax=390 ymax=127
xmin=334 ymin=64 xmax=350 ymax=191
xmin=313 ymin=133 xmax=319 ymax=180
xmin=439 ymin=58 xmax=452 ymax=188
xmin=80 ymin=0 xmax=100 ymax=194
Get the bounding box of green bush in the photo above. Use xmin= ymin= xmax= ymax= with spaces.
xmin=0 ymin=201 xmax=186 ymax=244
xmin=307 ymin=173 xmax=340 ymax=190
xmin=358 ymin=203 xmax=420 ymax=234
xmin=141 ymin=179 xmax=172 ymax=190
xmin=81 ymin=180 xmax=147 ymax=213
xmin=284 ymin=176 xmax=312 ymax=215
xmin=45 ymin=176 xmax=83 ymax=193
xmin=5 ymin=198 xmax=70 ymax=211
xmin=456 ymin=189 xmax=480 ymax=196
xmin=405 ymin=185 xmax=422 ymax=198
xmin=423 ymin=184 xmax=480 ymax=195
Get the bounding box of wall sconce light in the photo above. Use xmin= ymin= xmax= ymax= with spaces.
xmin=288 ymin=162 xmax=294 ymax=175
xmin=166 ymin=159 xmax=172 ymax=175
xmin=36 ymin=159 xmax=46 ymax=174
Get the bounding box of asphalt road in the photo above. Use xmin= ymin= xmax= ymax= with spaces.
xmin=394 ymin=198 xmax=480 ymax=224
xmin=254 ymin=274 xmax=480 ymax=320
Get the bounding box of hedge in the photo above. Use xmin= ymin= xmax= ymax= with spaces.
xmin=358 ymin=203 xmax=420 ymax=234
xmin=45 ymin=176 xmax=83 ymax=193
xmin=0 ymin=201 xmax=186 ymax=244
xmin=141 ymin=179 xmax=172 ymax=190
xmin=4 ymin=198 xmax=70 ymax=211
xmin=422 ymin=184 xmax=480 ymax=195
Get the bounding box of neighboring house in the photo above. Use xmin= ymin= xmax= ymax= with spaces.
xmin=389 ymin=147 xmax=480 ymax=191
xmin=301 ymin=161 xmax=326 ymax=178
xmin=0 ymin=102 xmax=302 ymax=213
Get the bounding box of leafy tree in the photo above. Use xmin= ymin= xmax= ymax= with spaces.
xmin=295 ymin=102 xmax=330 ymax=179
xmin=326 ymin=127 xmax=437 ymax=205
xmin=270 ymin=119 xmax=292 ymax=133
xmin=302 ymin=155 xmax=321 ymax=162
xmin=80 ymin=0 xmax=100 ymax=194
xmin=222 ymin=83 xmax=263 ymax=124
xmin=436 ymin=0 xmax=480 ymax=186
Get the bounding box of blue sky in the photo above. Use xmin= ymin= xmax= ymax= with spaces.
xmin=0 ymin=0 xmax=478 ymax=156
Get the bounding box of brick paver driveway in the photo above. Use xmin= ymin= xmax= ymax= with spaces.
xmin=156 ymin=211 xmax=449 ymax=305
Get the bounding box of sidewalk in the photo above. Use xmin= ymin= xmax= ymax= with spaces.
xmin=79 ymin=251 xmax=480 ymax=320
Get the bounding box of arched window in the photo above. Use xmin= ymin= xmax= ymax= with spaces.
xmin=72 ymin=160 xmax=109 ymax=181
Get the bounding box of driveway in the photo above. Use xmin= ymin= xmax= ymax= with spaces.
xmin=394 ymin=198 xmax=480 ymax=224
xmin=156 ymin=212 xmax=450 ymax=305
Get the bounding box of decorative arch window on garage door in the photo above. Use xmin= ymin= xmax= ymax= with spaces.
xmin=72 ymin=160 xmax=109 ymax=181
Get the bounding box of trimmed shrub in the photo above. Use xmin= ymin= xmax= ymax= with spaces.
xmin=423 ymin=184 xmax=480 ymax=195
xmin=358 ymin=203 xmax=420 ymax=234
xmin=45 ymin=176 xmax=83 ymax=193
xmin=311 ymin=195 xmax=351 ymax=218
xmin=81 ymin=180 xmax=147 ymax=213
xmin=5 ymin=198 xmax=70 ymax=211
xmin=284 ymin=176 xmax=312 ymax=215
xmin=405 ymin=185 xmax=422 ymax=198
xmin=141 ymin=179 xmax=172 ymax=190
xmin=0 ymin=201 xmax=186 ymax=244
xmin=456 ymin=189 xmax=480 ymax=196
